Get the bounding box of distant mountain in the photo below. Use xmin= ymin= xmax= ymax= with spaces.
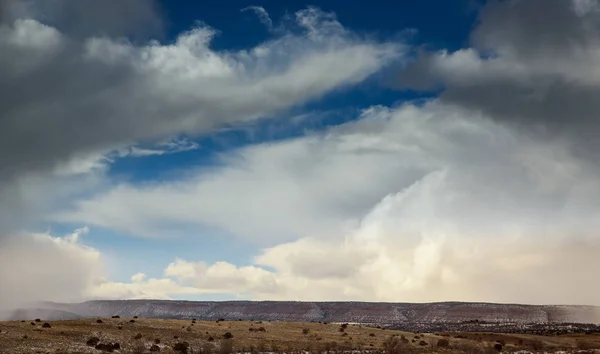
xmin=8 ymin=300 xmax=600 ymax=325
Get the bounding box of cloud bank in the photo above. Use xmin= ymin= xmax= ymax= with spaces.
xmin=60 ymin=101 xmax=600 ymax=305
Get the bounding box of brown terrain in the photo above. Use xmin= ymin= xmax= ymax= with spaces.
xmin=2 ymin=317 xmax=600 ymax=354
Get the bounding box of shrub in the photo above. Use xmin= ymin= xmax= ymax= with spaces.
xmin=220 ymin=339 xmax=234 ymax=354
xmin=302 ymin=328 xmax=310 ymax=335
xmin=208 ymin=336 xmax=215 ymax=341
xmin=117 ymin=326 xmax=123 ymax=330
xmin=173 ymin=341 xmax=190 ymax=353
xmin=41 ymin=322 xmax=51 ymax=328
xmin=95 ymin=343 xmax=115 ymax=352
xmin=150 ymin=344 xmax=161 ymax=352
xmin=154 ymin=338 xmax=161 ymax=344
xmin=96 ymin=319 xmax=103 ymax=323
xmin=130 ymin=342 xmax=147 ymax=354
xmin=369 ymin=333 xmax=376 ymax=337
xmin=34 ymin=318 xmax=41 ymax=322
xmin=529 ymin=338 xmax=545 ymax=351
xmin=496 ymin=339 xmax=506 ymax=346
xmin=223 ymin=332 xmax=233 ymax=339
xmin=129 ymin=319 xmax=136 ymax=323
xmin=437 ymin=339 xmax=450 ymax=348
xmin=111 ymin=315 xmax=120 ymax=319
xmin=133 ymin=333 xmax=143 ymax=340
xmin=133 ymin=316 xmax=139 ymax=319
xmin=494 ymin=343 xmax=503 ymax=352
xmin=86 ymin=337 xmax=100 ymax=346
xmin=382 ymin=335 xmax=405 ymax=354
xmin=22 ymin=335 xmax=28 ymax=339
xmin=201 ymin=342 xmax=215 ymax=354
xmin=419 ymin=340 xmax=428 ymax=346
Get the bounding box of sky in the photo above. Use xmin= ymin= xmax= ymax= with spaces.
xmin=3 ymin=0 xmax=600 ymax=312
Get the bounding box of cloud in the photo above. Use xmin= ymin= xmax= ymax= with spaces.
xmin=57 ymin=101 xmax=600 ymax=304
xmin=0 ymin=4 xmax=402 ymax=238
xmin=395 ymin=0 xmax=600 ymax=158
xmin=122 ymin=137 xmax=200 ymax=157
xmin=0 ymin=227 xmax=105 ymax=314
xmin=3 ymin=0 xmax=164 ymax=40
xmin=241 ymin=6 xmax=273 ymax=31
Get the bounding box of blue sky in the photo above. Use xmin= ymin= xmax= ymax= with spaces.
xmin=4 ymin=0 xmax=600 ymax=307
xmin=83 ymin=0 xmax=479 ymax=282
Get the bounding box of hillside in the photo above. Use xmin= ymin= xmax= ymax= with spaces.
xmin=8 ymin=300 xmax=600 ymax=325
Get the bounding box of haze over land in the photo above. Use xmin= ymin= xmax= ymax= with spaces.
xmin=2 ymin=0 xmax=600 ymax=314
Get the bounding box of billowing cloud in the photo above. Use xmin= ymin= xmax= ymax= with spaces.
xmin=58 ymin=102 xmax=600 ymax=304
xmin=0 ymin=3 xmax=402 ymax=238
xmin=0 ymin=227 xmax=104 ymax=314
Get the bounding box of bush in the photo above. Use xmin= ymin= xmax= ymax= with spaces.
xmin=201 ymin=342 xmax=215 ymax=354
xmin=96 ymin=319 xmax=103 ymax=323
xmin=133 ymin=333 xmax=143 ymax=340
xmin=437 ymin=339 xmax=450 ymax=348
xmin=369 ymin=333 xmax=376 ymax=337
xmin=129 ymin=319 xmax=136 ymax=323
xmin=208 ymin=336 xmax=215 ymax=341
xmin=302 ymin=328 xmax=310 ymax=335
xmin=494 ymin=343 xmax=503 ymax=352
xmin=41 ymin=322 xmax=51 ymax=328
xmin=86 ymin=337 xmax=100 ymax=346
xmin=223 ymin=332 xmax=233 ymax=339
xmin=173 ymin=341 xmax=190 ymax=353
xmin=133 ymin=316 xmax=138 ymax=319
xmin=419 ymin=340 xmax=428 ymax=346
xmin=150 ymin=344 xmax=161 ymax=352
xmin=220 ymin=339 xmax=234 ymax=354
xmin=95 ymin=343 xmax=115 ymax=352
xmin=111 ymin=315 xmax=120 ymax=319
xmin=382 ymin=336 xmax=405 ymax=354
xmin=154 ymin=338 xmax=161 ymax=344
xmin=34 ymin=318 xmax=41 ymax=322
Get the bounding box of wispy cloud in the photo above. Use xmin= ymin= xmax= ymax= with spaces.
xmin=241 ymin=6 xmax=273 ymax=31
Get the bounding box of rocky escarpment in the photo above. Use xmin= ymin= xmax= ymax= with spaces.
xmin=8 ymin=300 xmax=600 ymax=326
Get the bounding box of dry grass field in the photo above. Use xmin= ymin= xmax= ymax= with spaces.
xmin=1 ymin=317 xmax=600 ymax=353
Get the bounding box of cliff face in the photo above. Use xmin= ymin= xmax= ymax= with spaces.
xmin=9 ymin=300 xmax=600 ymax=325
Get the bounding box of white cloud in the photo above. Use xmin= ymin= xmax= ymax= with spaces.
xmin=0 ymin=228 xmax=105 ymax=314
xmin=0 ymin=5 xmax=403 ymax=239
xmin=241 ymin=6 xmax=273 ymax=31
xmin=57 ymin=101 xmax=600 ymax=304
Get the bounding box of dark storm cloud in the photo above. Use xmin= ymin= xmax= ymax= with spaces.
xmin=395 ymin=0 xmax=600 ymax=147
xmin=0 ymin=1 xmax=399 ymax=235
xmin=1 ymin=0 xmax=164 ymax=40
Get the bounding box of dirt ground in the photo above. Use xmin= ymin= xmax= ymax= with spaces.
xmin=1 ymin=317 xmax=600 ymax=353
